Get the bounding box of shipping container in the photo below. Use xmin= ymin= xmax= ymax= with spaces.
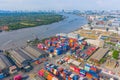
xmin=73 ymin=75 xmax=79 ymax=80
xmin=80 ymin=70 xmax=86 ymax=76
xmin=14 ymin=74 xmax=22 ymax=80
xmin=86 ymin=73 xmax=93 ymax=79
xmin=84 ymin=64 xmax=91 ymax=72
xmin=54 ymin=48 xmax=63 ymax=55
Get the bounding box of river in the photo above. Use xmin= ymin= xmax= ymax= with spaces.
xmin=0 ymin=13 xmax=87 ymax=50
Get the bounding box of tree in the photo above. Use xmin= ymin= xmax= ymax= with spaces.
xmin=112 ymin=50 xmax=119 ymax=60
xmin=99 ymin=58 xmax=106 ymax=64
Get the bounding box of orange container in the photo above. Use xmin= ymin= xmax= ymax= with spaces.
xmin=47 ymin=74 xmax=53 ymax=80
xmin=68 ymin=76 xmax=72 ymax=80
xmin=86 ymin=73 xmax=93 ymax=79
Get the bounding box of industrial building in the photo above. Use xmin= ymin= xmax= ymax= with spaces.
xmin=0 ymin=53 xmax=17 ymax=78
xmin=8 ymin=49 xmax=33 ymax=72
xmin=89 ymin=48 xmax=109 ymax=64
xmin=22 ymin=46 xmax=47 ymax=60
xmin=85 ymin=39 xmax=104 ymax=47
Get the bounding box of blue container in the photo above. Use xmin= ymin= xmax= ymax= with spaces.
xmin=85 ymin=64 xmax=91 ymax=67
xmin=66 ymin=76 xmax=68 ymax=80
xmin=44 ymin=62 xmax=48 ymax=66
xmin=50 ymin=64 xmax=54 ymax=68
xmin=47 ymin=67 xmax=51 ymax=71
xmin=63 ymin=45 xmax=69 ymax=51
xmin=0 ymin=73 xmax=4 ymax=79
xmin=89 ymin=70 xmax=98 ymax=78
xmin=56 ymin=48 xmax=63 ymax=55
xmin=80 ymin=70 xmax=86 ymax=75
xmin=73 ymin=75 xmax=79 ymax=80
xmin=48 ymin=46 xmax=55 ymax=53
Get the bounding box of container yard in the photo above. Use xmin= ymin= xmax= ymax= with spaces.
xmin=37 ymin=33 xmax=97 ymax=60
xmin=0 ymin=33 xmax=119 ymax=80
xmin=37 ymin=62 xmax=100 ymax=80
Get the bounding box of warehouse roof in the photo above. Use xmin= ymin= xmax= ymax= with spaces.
xmin=23 ymin=46 xmax=42 ymax=58
xmin=0 ymin=54 xmax=12 ymax=70
xmin=90 ymin=48 xmax=109 ymax=62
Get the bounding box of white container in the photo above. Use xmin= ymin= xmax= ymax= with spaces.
xmin=52 ymin=77 xmax=58 ymax=80
xmin=70 ymin=74 xmax=75 ymax=78
xmin=68 ymin=59 xmax=74 ymax=64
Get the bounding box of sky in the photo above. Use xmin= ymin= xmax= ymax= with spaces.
xmin=0 ymin=0 xmax=120 ymax=11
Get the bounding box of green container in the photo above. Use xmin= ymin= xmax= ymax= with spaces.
xmin=43 ymin=71 xmax=49 ymax=78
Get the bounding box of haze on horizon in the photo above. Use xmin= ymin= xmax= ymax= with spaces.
xmin=0 ymin=0 xmax=120 ymax=11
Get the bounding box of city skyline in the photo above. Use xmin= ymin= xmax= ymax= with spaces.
xmin=0 ymin=0 xmax=120 ymax=11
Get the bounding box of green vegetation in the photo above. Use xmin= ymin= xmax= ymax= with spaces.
xmin=112 ymin=50 xmax=119 ymax=60
xmin=106 ymin=42 xmax=116 ymax=46
xmin=27 ymin=38 xmax=40 ymax=46
xmin=0 ymin=12 xmax=64 ymax=30
xmin=99 ymin=57 xmax=107 ymax=64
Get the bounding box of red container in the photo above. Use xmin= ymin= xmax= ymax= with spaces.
xmin=70 ymin=65 xmax=75 ymax=71
xmin=57 ymin=67 xmax=64 ymax=72
xmin=86 ymin=51 xmax=92 ymax=55
xmin=82 ymin=41 xmax=87 ymax=45
xmin=14 ymin=74 xmax=22 ymax=80
xmin=38 ymin=69 xmax=45 ymax=76
xmin=37 ymin=43 xmax=44 ymax=49
xmin=74 ymin=42 xmax=79 ymax=48
xmin=61 ymin=72 xmax=66 ymax=79
xmin=90 ymin=67 xmax=97 ymax=72
xmin=74 ymin=67 xmax=80 ymax=74
xmin=63 ymin=57 xmax=70 ymax=62
xmin=45 ymin=40 xmax=49 ymax=45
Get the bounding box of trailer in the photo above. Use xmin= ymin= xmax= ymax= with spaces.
xmin=0 ymin=53 xmax=17 ymax=79
xmin=9 ymin=49 xmax=33 ymax=72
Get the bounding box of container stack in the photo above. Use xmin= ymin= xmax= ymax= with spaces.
xmin=38 ymin=69 xmax=58 ymax=80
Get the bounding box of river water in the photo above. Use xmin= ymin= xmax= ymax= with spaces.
xmin=0 ymin=13 xmax=87 ymax=50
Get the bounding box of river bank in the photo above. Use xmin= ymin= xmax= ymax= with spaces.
xmin=0 ymin=13 xmax=87 ymax=50
xmin=0 ymin=12 xmax=64 ymax=31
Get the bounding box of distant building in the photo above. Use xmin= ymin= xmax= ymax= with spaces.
xmin=0 ymin=26 xmax=9 ymax=31
xmin=85 ymin=39 xmax=104 ymax=47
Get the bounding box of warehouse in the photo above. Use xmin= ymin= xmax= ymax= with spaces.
xmin=8 ymin=49 xmax=33 ymax=72
xmin=89 ymin=48 xmax=109 ymax=64
xmin=22 ymin=46 xmax=46 ymax=60
xmin=85 ymin=39 xmax=104 ymax=47
xmin=0 ymin=53 xmax=17 ymax=79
